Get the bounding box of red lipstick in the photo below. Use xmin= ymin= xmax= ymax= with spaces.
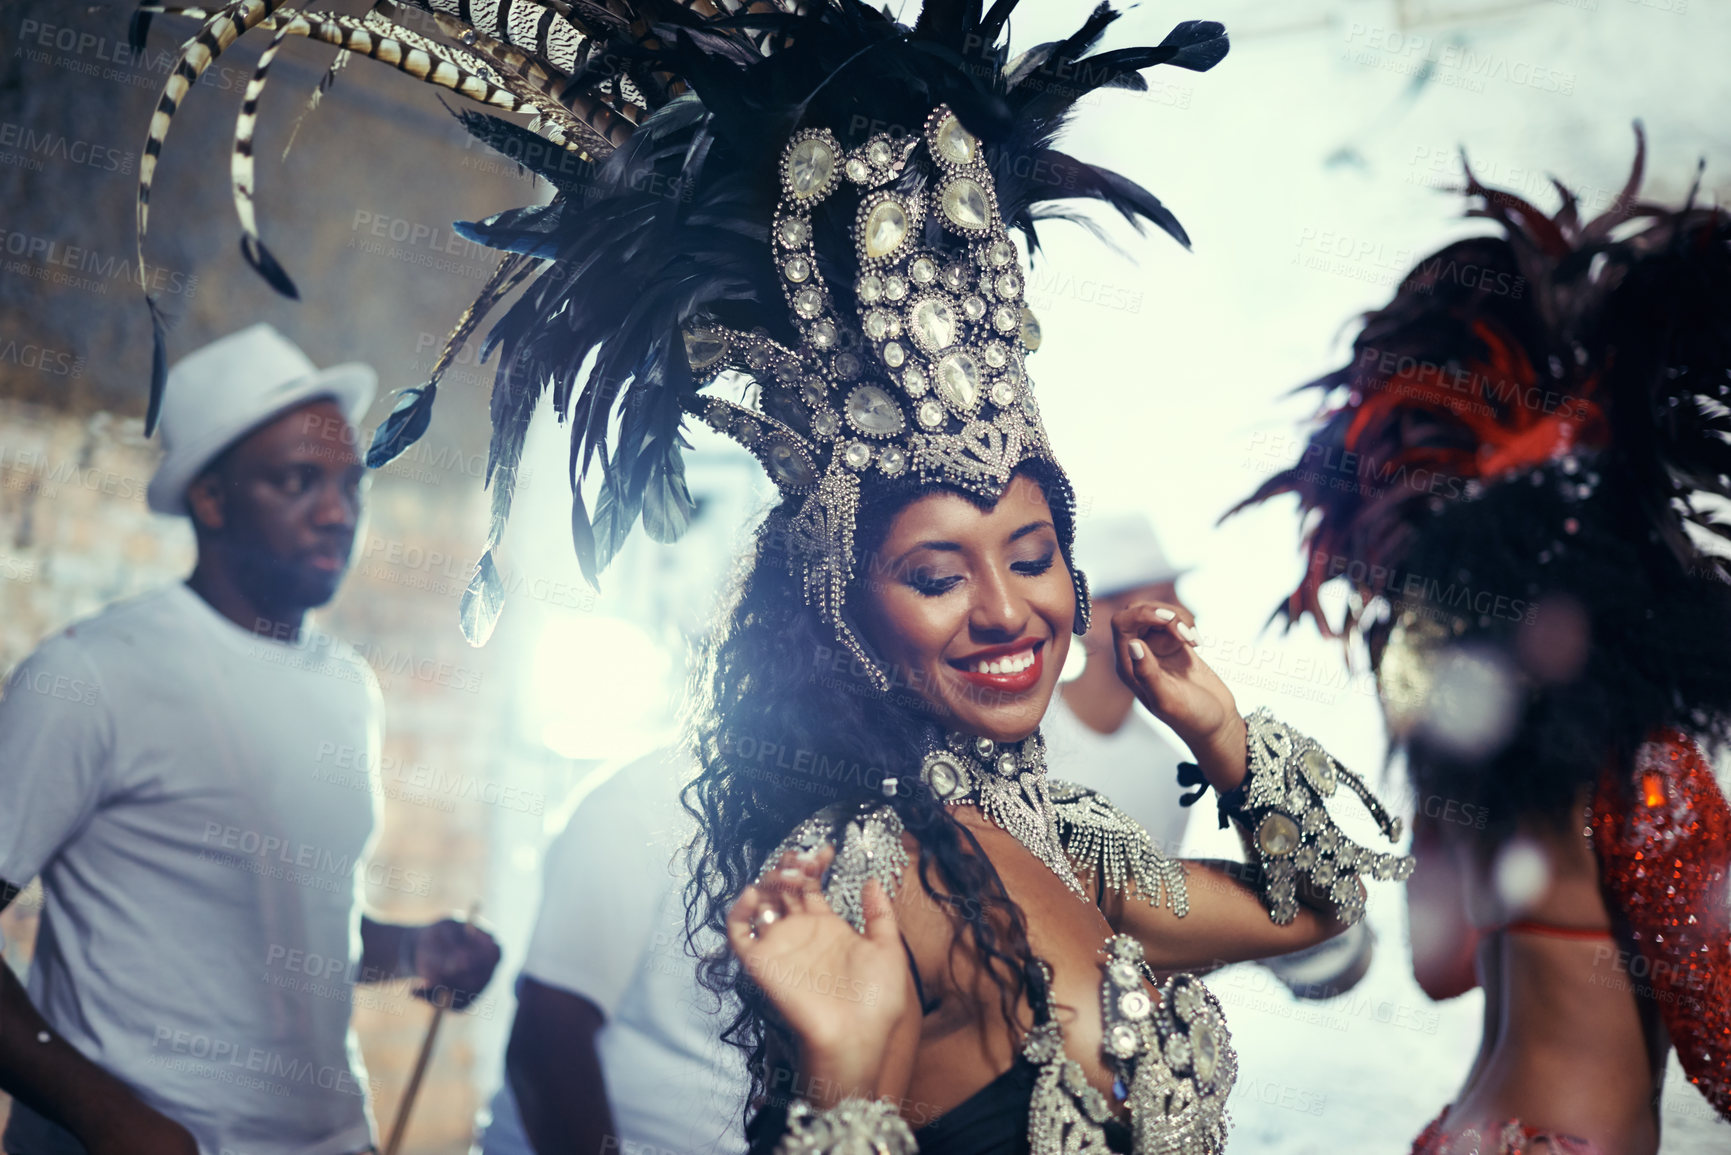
xmin=949 ymin=639 xmax=1044 ymax=693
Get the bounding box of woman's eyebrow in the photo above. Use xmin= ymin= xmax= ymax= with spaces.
xmin=901 ymin=539 xmax=962 ymax=559
xmin=1009 ymin=520 xmax=1055 ymax=542
xmin=894 ymin=518 xmax=1054 ymax=563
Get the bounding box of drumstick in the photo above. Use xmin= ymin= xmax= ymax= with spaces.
xmin=383 ymin=902 xmax=481 ymax=1155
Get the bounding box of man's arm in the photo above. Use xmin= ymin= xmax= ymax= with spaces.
xmin=505 ymin=976 xmax=617 ymax=1155
xmin=0 ymin=882 xmax=197 ymax=1155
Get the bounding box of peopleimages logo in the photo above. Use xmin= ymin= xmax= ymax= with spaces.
xmin=1312 ymin=552 xmax=1537 ymax=625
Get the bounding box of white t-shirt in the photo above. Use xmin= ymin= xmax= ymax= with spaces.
xmin=481 ymin=749 xmax=746 ymax=1155
xmin=1041 ymin=691 xmax=1192 ymax=858
xmin=0 ymin=584 xmax=382 ymax=1155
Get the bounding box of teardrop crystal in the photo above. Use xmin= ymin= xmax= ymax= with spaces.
xmin=683 ymin=328 xmax=725 ymax=371
xmin=863 ymin=199 xmax=909 ymax=259
xmin=934 ymin=115 xmax=979 ymax=165
xmin=788 ymin=138 xmax=835 ymax=198
xmin=845 ymin=385 xmax=904 ymax=436
xmin=940 ymin=178 xmax=990 ymax=230
xmin=1256 ymin=813 xmax=1300 ymax=857
xmin=935 ymin=351 xmax=982 ymax=413
xmin=764 ymin=437 xmax=817 ymax=487
xmin=1019 ymin=306 xmax=1042 ymax=351
xmin=911 ymin=297 xmax=958 ymax=352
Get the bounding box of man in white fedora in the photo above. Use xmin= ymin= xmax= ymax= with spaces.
xmin=0 ymin=324 xmax=500 ymax=1155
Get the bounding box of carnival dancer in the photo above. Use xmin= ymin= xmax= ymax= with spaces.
xmin=1236 ymin=134 xmax=1731 ymax=1153
xmin=0 ymin=325 xmax=500 ymax=1155
xmin=132 ymin=3 xmax=1413 ymax=1151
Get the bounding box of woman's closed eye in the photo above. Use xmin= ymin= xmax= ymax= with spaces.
xmin=1011 ymin=550 xmax=1056 ymax=577
xmin=906 ymin=567 xmax=964 ymax=597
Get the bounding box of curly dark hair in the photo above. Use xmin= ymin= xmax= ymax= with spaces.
xmin=681 ymin=460 xmax=1078 ymax=1146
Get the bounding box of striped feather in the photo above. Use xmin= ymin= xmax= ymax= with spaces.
xmin=424 ymin=9 xmax=630 ymax=152
xmin=136 ymin=1 xmax=289 ymax=433
xmin=137 ymin=2 xmax=285 ymax=300
xmin=232 ymin=25 xmax=299 ymax=296
xmin=408 ymin=0 xmax=588 ymax=73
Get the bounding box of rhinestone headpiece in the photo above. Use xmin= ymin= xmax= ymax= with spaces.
xmin=687 ymin=107 xmax=1081 ymax=688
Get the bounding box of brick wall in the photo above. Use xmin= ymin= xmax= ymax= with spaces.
xmin=0 ymin=0 xmax=590 ymax=1148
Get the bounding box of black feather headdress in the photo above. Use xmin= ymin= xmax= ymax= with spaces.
xmin=134 ymin=0 xmax=1228 ymax=653
xmin=1233 ymin=129 xmax=1731 ymax=832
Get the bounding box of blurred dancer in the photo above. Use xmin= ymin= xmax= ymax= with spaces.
xmin=1049 ymin=513 xmax=1374 ymax=999
xmin=1241 ymin=143 xmax=1731 ymax=1152
xmin=479 ymin=747 xmax=746 ymax=1155
xmin=0 ymin=325 xmax=500 ymax=1155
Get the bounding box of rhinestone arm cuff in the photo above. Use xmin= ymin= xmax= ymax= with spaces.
xmin=776 ymin=1098 xmax=918 ymax=1155
xmin=1217 ymin=708 xmax=1414 ymax=925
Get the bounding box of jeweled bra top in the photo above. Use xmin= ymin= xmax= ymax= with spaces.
xmin=768 ymin=730 xmax=1235 ymax=1153
xmin=763 ymin=711 xmax=1412 ymax=1152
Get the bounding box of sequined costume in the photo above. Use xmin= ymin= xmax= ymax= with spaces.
xmin=1409 ymin=1107 xmax=1605 ymax=1155
xmin=765 ymin=720 xmax=1409 ymax=1155
xmin=1590 ymin=732 xmax=1731 ymax=1121
xmin=1407 ymin=730 xmax=1731 ymax=1154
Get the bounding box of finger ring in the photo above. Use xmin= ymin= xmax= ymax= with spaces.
xmin=757 ymin=908 xmax=780 ymax=928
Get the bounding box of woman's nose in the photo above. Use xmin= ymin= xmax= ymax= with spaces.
xmin=969 ymin=564 xmax=1028 ymax=640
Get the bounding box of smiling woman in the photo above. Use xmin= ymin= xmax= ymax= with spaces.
xmin=855 ymin=472 xmax=1073 ymax=743
xmin=684 ymin=441 xmax=1415 ymax=1153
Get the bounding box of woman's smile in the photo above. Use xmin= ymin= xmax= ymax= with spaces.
xmin=948 ymin=638 xmax=1045 ymax=693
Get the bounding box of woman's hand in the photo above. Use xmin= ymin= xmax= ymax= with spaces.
xmin=1112 ymin=602 xmax=1248 ymax=792
xmin=726 ymin=846 xmax=917 ymax=1108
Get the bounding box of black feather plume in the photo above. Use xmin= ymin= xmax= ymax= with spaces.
xmin=366 ymin=384 xmax=438 ymax=468
xmin=240 ymin=235 xmax=300 ymax=299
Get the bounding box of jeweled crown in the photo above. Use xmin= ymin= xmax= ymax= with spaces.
xmin=686 ymin=105 xmax=1052 ymax=500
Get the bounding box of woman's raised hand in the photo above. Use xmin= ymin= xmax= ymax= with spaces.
xmin=1112 ymin=602 xmax=1249 ymax=793
xmin=726 ymin=845 xmax=918 ymax=1107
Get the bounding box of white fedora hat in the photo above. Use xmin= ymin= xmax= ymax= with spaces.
xmin=1074 ymin=511 xmax=1191 ymax=598
xmin=147 ymin=323 xmax=376 ymax=516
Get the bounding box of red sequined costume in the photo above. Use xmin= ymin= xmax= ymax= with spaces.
xmin=1591 ymin=732 xmax=1731 ymax=1120
xmin=1410 ymin=1108 xmax=1603 ymax=1155
xmin=1410 ymin=731 xmax=1731 ymax=1154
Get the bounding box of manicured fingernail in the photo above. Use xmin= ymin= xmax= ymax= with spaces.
xmin=1129 ymin=640 xmax=1146 ymax=661
xmin=796 ymin=848 xmax=819 ymax=862
xmin=780 ymin=868 xmax=803 ymax=881
xmin=1178 ymin=623 xmax=1198 ymax=645
xmin=1154 ymin=608 xmax=1177 ymax=622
